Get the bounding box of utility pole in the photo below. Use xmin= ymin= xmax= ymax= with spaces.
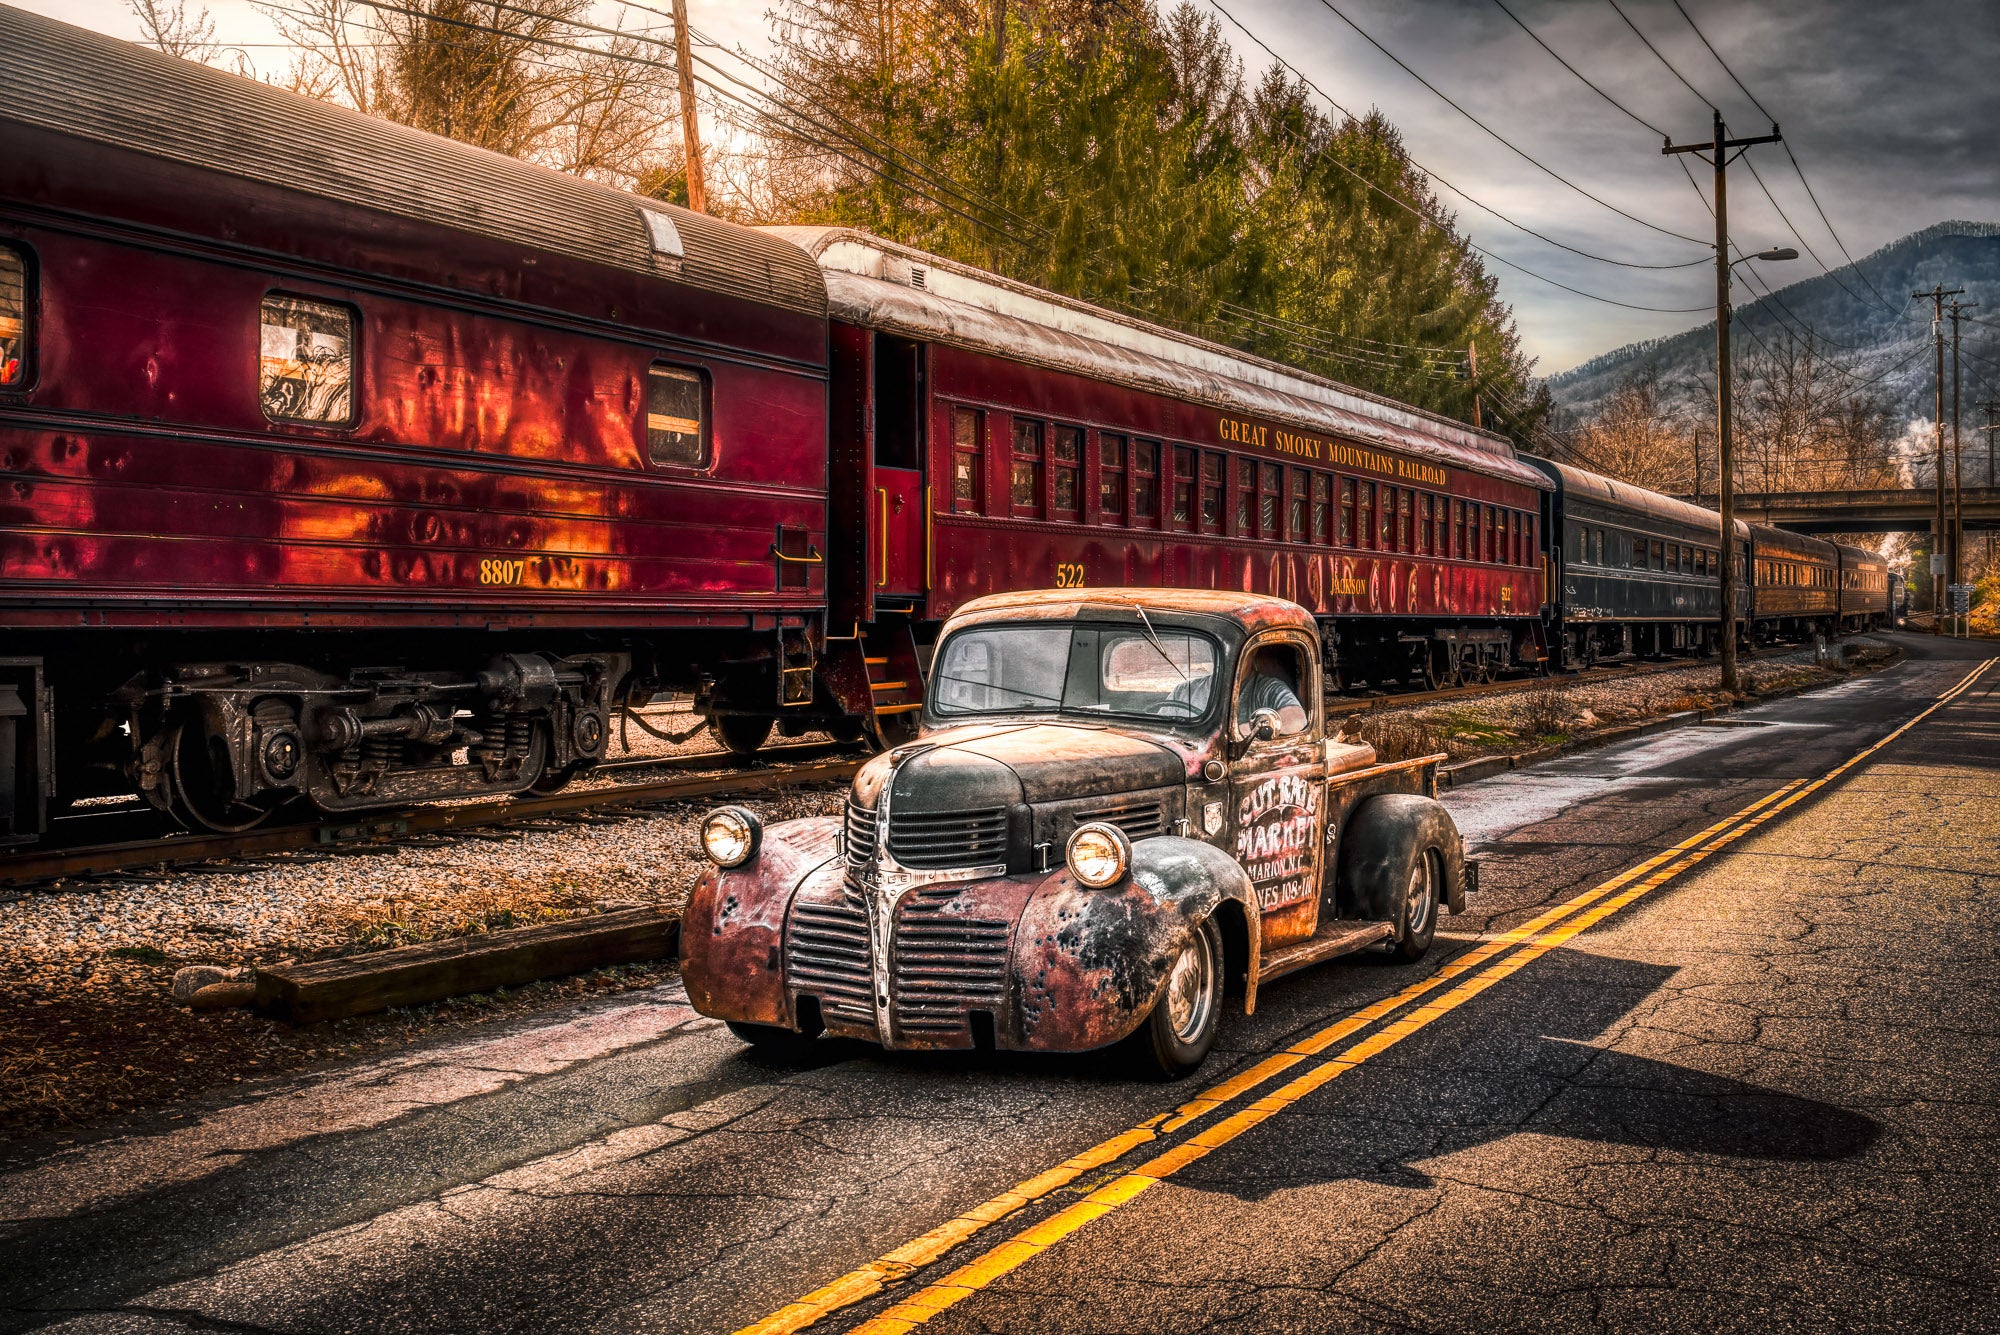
xmin=1982 ymin=402 xmax=1999 ymax=489
xmin=1913 ymin=284 xmax=1962 ymax=624
xmin=1947 ymin=298 xmax=1977 ymax=595
xmin=1467 ymin=342 xmax=1483 ymax=430
xmin=669 ymin=0 xmax=707 ymax=214
xmin=1666 ymin=111 xmax=1783 ymax=695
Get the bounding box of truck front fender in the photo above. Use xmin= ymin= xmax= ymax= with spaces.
xmin=1013 ymin=836 xmax=1261 ymax=1052
xmin=680 ymin=815 xmax=841 ymax=1026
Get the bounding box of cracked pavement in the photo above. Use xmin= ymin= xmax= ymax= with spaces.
xmin=2 ymin=633 xmax=1994 ymax=1334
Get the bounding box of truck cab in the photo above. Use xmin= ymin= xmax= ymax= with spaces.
xmin=681 ymin=589 xmax=1474 ymax=1077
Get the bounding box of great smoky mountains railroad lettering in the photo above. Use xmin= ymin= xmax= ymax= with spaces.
xmin=1218 ymin=416 xmax=1448 ymax=489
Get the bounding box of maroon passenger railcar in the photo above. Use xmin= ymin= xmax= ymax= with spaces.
xmin=767 ymin=228 xmax=1551 ymax=724
xmin=0 ymin=9 xmax=828 ymax=841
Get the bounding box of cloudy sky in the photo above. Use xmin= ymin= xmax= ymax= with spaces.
xmin=16 ymin=0 xmax=1999 ymax=372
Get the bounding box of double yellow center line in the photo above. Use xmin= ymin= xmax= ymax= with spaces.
xmin=740 ymin=658 xmax=1994 ymax=1335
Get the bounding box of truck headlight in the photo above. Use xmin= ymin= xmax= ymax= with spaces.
xmin=701 ymin=806 xmax=761 ymax=868
xmin=1066 ymin=822 xmax=1132 ymax=889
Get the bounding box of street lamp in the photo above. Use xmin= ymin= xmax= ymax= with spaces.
xmin=1737 ymin=247 xmax=1799 ymax=264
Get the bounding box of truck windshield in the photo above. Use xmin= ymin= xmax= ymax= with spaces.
xmin=931 ymin=623 xmax=1219 ymax=723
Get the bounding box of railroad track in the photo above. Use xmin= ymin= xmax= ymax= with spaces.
xmin=0 ymin=652 xmax=1763 ymax=888
xmin=1 ymin=742 xmax=866 ymax=888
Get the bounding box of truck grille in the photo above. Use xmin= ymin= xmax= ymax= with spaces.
xmin=785 ymin=898 xmax=873 ymax=1026
xmin=844 ymin=799 xmax=878 ymax=872
xmin=887 ymin=807 xmax=1008 ymax=869
xmin=1078 ymin=798 xmax=1167 ymax=839
xmin=892 ymin=885 xmax=1010 ymax=1037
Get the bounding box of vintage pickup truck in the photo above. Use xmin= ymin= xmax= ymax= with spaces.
xmin=681 ymin=589 xmax=1475 ymax=1077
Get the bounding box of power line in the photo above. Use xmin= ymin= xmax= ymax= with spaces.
xmin=1307 ymin=0 xmax=1709 ymax=248
xmin=1485 ymin=0 xmax=1665 ymax=138
xmin=1604 ymin=0 xmax=1716 ymax=109
xmin=1205 ymin=0 xmax=1712 ymax=313
xmin=1659 ymin=0 xmax=1909 ymax=321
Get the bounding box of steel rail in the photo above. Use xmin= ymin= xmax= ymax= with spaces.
xmin=2 ymin=747 xmax=864 ymax=888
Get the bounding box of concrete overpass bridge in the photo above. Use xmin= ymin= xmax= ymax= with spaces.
xmin=1677 ymin=487 xmax=2000 ymax=534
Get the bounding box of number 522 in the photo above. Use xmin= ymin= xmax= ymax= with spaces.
xmin=1053 ymin=562 xmax=1087 ymax=589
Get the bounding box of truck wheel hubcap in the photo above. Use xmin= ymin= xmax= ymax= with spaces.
xmin=1164 ymin=927 xmax=1216 ymax=1043
xmin=1406 ymin=855 xmax=1436 ymax=937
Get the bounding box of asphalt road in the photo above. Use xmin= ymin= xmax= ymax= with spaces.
xmin=3 ymin=633 xmax=1995 ymax=1334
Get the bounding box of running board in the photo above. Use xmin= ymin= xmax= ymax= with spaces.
xmin=1258 ymin=919 xmax=1395 ymax=984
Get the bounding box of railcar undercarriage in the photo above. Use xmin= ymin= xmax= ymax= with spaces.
xmin=120 ymin=651 xmax=630 ymax=832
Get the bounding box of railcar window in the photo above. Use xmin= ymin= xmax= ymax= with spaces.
xmin=1357 ymin=483 xmax=1374 ymax=550
xmin=1339 ymin=479 xmax=1355 ymax=546
xmin=1591 ymin=529 xmax=1604 ymax=566
xmin=1667 ymin=543 xmax=1680 ymax=572
xmin=1651 ymin=540 xmax=1664 ymax=570
xmin=1235 ymin=457 xmax=1256 ymax=534
xmin=1099 ymin=432 xmax=1126 ymax=521
xmin=1261 ymin=464 xmax=1282 ymax=539
xmin=1396 ymin=489 xmax=1412 ymax=552
xmin=1380 ymin=487 xmax=1397 ymax=550
xmin=1465 ymin=504 xmax=1478 ymax=562
xmin=1452 ymin=499 xmax=1465 ymax=558
xmin=1417 ymin=493 xmax=1433 ymax=554
xmin=1289 ymin=469 xmax=1308 ymax=541
xmin=259 ymin=294 xmax=355 ymax=426
xmin=1200 ymin=453 xmax=1224 ymax=533
xmin=1312 ymin=474 xmax=1331 ymax=544
xmin=1011 ymin=419 xmax=1044 ymax=517
xmin=0 ymin=245 xmax=28 ymax=387
xmin=1132 ymin=440 xmax=1159 ymax=522
xmin=952 ymin=407 xmax=983 ymax=513
xmin=1052 ymin=425 xmax=1082 ymax=519
xmin=1171 ymin=446 xmax=1195 ymax=530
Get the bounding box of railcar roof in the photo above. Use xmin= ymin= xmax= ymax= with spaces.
xmin=765 ymin=227 xmax=1549 ymax=492
xmin=1832 ymin=542 xmax=1886 ymax=567
xmin=0 ymin=6 xmax=825 ymax=319
xmin=1523 ymin=455 xmax=1747 ymax=538
xmin=947 ymin=587 xmax=1315 ymax=636
xmin=1752 ymin=525 xmax=1838 ymax=561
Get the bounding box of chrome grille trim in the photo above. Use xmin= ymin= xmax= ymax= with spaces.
xmin=785 ymin=898 xmax=874 ymax=1025
xmin=890 ymin=885 xmax=1010 ymax=1036
xmin=844 ymin=799 xmax=878 ymax=872
xmin=1077 ymin=799 xmax=1168 ymax=840
xmin=886 ymin=807 xmax=1008 ymax=869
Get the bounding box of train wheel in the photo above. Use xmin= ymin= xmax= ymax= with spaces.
xmin=828 ymin=717 xmax=867 ymax=744
xmin=867 ymin=709 xmax=921 ymax=751
xmin=166 ymin=722 xmax=274 ymax=834
xmin=528 ymin=762 xmax=580 ymax=794
xmin=709 ymin=715 xmax=774 ymax=757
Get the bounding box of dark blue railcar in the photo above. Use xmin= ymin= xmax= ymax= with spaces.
xmin=1525 ymin=456 xmax=1750 ymax=666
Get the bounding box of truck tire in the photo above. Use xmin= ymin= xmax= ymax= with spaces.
xmin=1129 ymin=913 xmax=1224 ymax=1080
xmin=1338 ymin=794 xmax=1459 ymax=963
xmin=725 ymin=1019 xmax=818 ymax=1059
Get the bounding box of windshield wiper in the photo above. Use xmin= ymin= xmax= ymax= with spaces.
xmin=1133 ymin=605 xmax=1189 ymax=684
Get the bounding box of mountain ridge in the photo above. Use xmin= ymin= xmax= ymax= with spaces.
xmin=1546 ymin=221 xmax=2000 ymax=426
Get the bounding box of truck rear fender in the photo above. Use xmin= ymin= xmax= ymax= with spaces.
xmin=1338 ymin=794 xmax=1471 ymax=919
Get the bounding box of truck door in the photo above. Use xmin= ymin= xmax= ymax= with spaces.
xmin=1225 ymin=634 xmax=1325 ymax=949
xmin=872 ymin=334 xmax=927 ymax=597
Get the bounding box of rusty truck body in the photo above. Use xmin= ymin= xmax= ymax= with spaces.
xmin=680 ymin=588 xmax=1475 ymax=1076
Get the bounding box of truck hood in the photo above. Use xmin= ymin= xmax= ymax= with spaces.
xmin=855 ymin=722 xmax=1186 ymax=812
